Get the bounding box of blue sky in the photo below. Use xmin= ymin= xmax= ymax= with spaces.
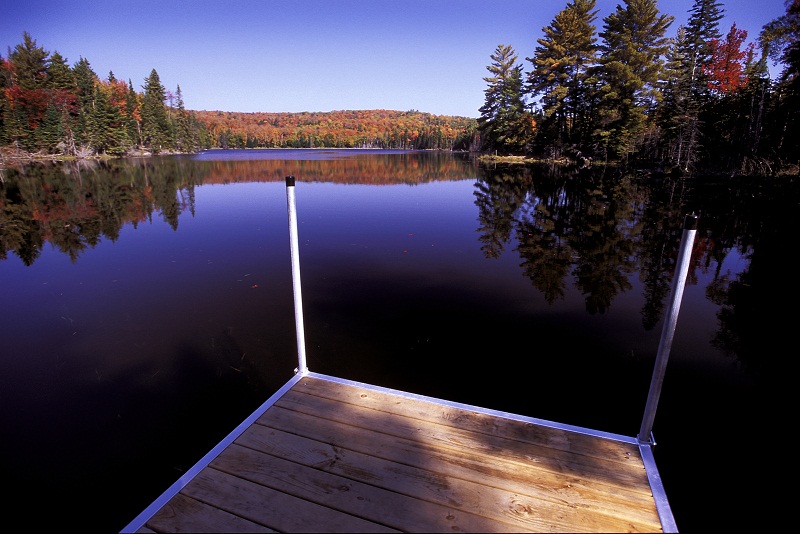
xmin=2 ymin=0 xmax=788 ymax=118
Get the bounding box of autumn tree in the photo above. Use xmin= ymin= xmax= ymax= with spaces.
xmin=704 ymin=23 xmax=751 ymax=95
xmin=526 ymin=0 xmax=599 ymax=158
xmin=478 ymin=44 xmax=533 ymax=154
xmin=4 ymin=32 xmax=50 ymax=149
xmin=594 ymin=0 xmax=673 ymax=161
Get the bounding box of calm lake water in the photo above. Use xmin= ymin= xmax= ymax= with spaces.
xmin=1 ymin=149 xmax=793 ymax=531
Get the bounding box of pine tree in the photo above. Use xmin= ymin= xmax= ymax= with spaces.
xmin=478 ymin=44 xmax=533 ymax=154
xmin=594 ymin=0 xmax=673 ymax=160
xmin=526 ymin=0 xmax=599 ymax=157
xmin=140 ymin=69 xmax=173 ymax=152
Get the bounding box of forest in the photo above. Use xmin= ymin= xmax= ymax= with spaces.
xmin=1 ymin=0 xmax=799 ymax=175
xmin=478 ymin=0 xmax=800 ymax=174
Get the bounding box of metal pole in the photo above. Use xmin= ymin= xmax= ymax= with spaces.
xmin=638 ymin=213 xmax=699 ymax=445
xmin=285 ymin=176 xmax=308 ymax=375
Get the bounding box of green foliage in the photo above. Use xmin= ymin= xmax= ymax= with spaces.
xmin=140 ymin=69 xmax=173 ymax=152
xmin=594 ymin=0 xmax=673 ymax=160
xmin=0 ymin=34 xmax=207 ymax=157
xmin=478 ymin=44 xmax=534 ymax=154
xmin=527 ymin=0 xmax=600 ymax=156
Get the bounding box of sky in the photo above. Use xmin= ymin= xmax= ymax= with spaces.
xmin=2 ymin=0 xmax=789 ymax=118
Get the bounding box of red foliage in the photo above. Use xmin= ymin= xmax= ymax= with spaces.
xmin=703 ymin=23 xmax=752 ymax=95
xmin=4 ymin=85 xmax=50 ymax=127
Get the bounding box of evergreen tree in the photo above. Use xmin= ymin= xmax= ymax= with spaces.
xmin=657 ymin=27 xmax=696 ymax=169
xmin=478 ymin=44 xmax=533 ymax=154
xmin=45 ymin=51 xmax=78 ymax=154
xmin=526 ymin=0 xmax=599 ymax=158
xmin=140 ymin=69 xmax=173 ymax=152
xmin=5 ymin=32 xmax=50 ymax=149
xmin=125 ymin=79 xmax=142 ymax=148
xmin=594 ymin=0 xmax=673 ymax=160
xmin=0 ymin=53 xmax=10 ymax=145
xmin=88 ymin=81 xmax=126 ymax=155
xmin=46 ymin=51 xmax=75 ymax=90
xmin=71 ymin=57 xmax=98 ymax=150
xmin=683 ymin=0 xmax=725 ymax=164
xmin=761 ymin=0 xmax=800 ymax=166
xmin=684 ymin=0 xmax=725 ymax=90
xmin=8 ymin=32 xmax=48 ymax=91
xmin=35 ymin=102 xmax=64 ymax=152
xmin=173 ymin=84 xmax=192 ymax=151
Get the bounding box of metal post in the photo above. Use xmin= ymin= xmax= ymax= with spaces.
xmin=638 ymin=213 xmax=699 ymax=445
xmin=285 ymin=176 xmax=308 ymax=375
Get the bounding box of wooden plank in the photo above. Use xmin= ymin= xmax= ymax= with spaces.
xmin=295 ymin=376 xmax=638 ymax=461
xmin=212 ymin=442 xmax=526 ymax=533
xmin=143 ymin=492 xmax=275 ymax=533
xmin=273 ymin=386 xmax=654 ymax=495
xmin=182 ymin=468 xmax=398 ymax=533
xmin=237 ymin=422 xmax=658 ymax=532
xmin=240 ymin=408 xmax=661 ymax=532
xmin=131 ymin=377 xmax=666 ymax=533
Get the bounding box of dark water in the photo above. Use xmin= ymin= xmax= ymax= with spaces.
xmin=0 ymin=150 xmax=793 ymax=531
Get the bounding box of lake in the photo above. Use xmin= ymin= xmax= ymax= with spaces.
xmin=0 ymin=149 xmax=792 ymax=531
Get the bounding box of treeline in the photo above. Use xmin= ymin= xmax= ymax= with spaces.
xmin=196 ymin=109 xmax=477 ymax=151
xmin=0 ymin=33 xmax=209 ymax=156
xmin=0 ymin=33 xmax=478 ymax=158
xmin=477 ymin=0 xmax=800 ymax=174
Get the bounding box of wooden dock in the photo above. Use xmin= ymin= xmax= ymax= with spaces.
xmin=122 ymin=372 xmax=676 ymax=533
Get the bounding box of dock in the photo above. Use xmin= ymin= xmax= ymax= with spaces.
xmin=122 ymin=179 xmax=693 ymax=532
xmin=122 ymin=372 xmax=675 ymax=533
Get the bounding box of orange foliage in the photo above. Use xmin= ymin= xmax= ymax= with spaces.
xmin=704 ymin=23 xmax=751 ymax=95
xmin=194 ymin=109 xmax=477 ymax=150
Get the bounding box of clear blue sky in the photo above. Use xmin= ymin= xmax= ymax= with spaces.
xmin=2 ymin=0 xmax=788 ymax=118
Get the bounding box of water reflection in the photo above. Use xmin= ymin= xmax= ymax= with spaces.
xmin=0 ymin=150 xmax=795 ymax=532
xmin=2 ymin=154 xmax=796 ymax=346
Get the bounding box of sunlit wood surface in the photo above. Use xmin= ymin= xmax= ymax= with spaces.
xmin=133 ymin=375 xmax=665 ymax=533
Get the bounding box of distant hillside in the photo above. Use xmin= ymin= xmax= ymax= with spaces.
xmin=193 ymin=109 xmax=478 ymax=151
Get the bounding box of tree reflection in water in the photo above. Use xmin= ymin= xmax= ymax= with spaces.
xmin=0 ymin=151 xmax=795 ymax=532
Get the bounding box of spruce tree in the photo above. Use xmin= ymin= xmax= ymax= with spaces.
xmin=125 ymin=80 xmax=141 ymax=148
xmin=658 ymin=0 xmax=725 ymax=170
xmin=5 ymin=32 xmax=50 ymax=149
xmin=657 ymin=26 xmax=700 ymax=169
xmin=44 ymin=51 xmax=78 ymax=154
xmin=684 ymin=0 xmax=725 ymax=88
xmin=762 ymin=0 xmax=800 ymax=166
xmin=8 ymin=32 xmax=48 ymax=91
xmin=478 ymin=44 xmax=532 ymax=154
xmin=0 ymin=53 xmax=10 ymax=145
xmin=527 ymin=0 xmax=599 ymax=158
xmin=173 ymin=84 xmax=192 ymax=151
xmin=71 ymin=57 xmax=98 ymax=150
xmin=141 ymin=69 xmax=173 ymax=152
